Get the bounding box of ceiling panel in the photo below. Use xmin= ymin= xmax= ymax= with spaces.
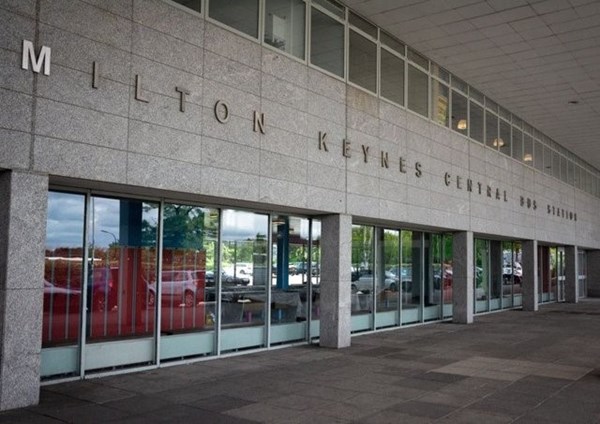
xmin=344 ymin=0 xmax=600 ymax=169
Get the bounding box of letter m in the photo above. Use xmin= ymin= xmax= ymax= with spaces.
xmin=22 ymin=40 xmax=51 ymax=76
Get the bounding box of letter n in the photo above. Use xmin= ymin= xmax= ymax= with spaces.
xmin=22 ymin=40 xmax=51 ymax=76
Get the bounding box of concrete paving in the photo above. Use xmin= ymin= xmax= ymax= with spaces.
xmin=2 ymin=300 xmax=600 ymax=423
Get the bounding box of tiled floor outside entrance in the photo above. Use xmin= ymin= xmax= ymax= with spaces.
xmin=2 ymin=300 xmax=600 ymax=423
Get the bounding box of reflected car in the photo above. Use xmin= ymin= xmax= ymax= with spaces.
xmin=89 ymin=267 xmax=118 ymax=312
xmin=146 ymin=270 xmax=203 ymax=308
xmin=503 ymin=262 xmax=522 ymax=284
xmin=234 ymin=263 xmax=253 ymax=275
xmin=44 ymin=280 xmax=81 ymax=313
xmin=205 ymin=270 xmax=250 ymax=286
xmin=351 ymin=270 xmax=399 ymax=293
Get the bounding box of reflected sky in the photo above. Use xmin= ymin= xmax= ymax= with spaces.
xmin=46 ymin=192 xmax=85 ymax=249
xmin=221 ymin=209 xmax=268 ymax=241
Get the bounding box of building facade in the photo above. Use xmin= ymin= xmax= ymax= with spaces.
xmin=1 ymin=0 xmax=599 ymax=411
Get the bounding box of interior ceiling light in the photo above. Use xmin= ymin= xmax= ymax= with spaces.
xmin=492 ymin=138 xmax=505 ymax=147
xmin=568 ymin=100 xmax=579 ymax=104
xmin=457 ymin=119 xmax=467 ymax=130
xmin=523 ymin=153 xmax=533 ymax=162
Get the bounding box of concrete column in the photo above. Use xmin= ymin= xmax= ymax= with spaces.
xmin=319 ymin=214 xmax=352 ymax=348
xmin=522 ymin=240 xmax=538 ymax=312
xmin=565 ymin=246 xmax=579 ymax=303
xmin=0 ymin=170 xmax=48 ymax=411
xmin=587 ymin=251 xmax=600 ymax=298
xmin=452 ymin=231 xmax=473 ymax=324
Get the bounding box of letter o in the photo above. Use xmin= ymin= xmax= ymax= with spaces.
xmin=214 ymin=100 xmax=230 ymax=124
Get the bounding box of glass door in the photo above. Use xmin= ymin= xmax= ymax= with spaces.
xmin=159 ymin=203 xmax=218 ymax=361
xmin=578 ymin=250 xmax=587 ymax=298
xmin=220 ymin=210 xmax=269 ymax=352
xmin=84 ymin=196 xmax=159 ymax=372
xmin=557 ymin=247 xmax=566 ymax=302
xmin=270 ymin=216 xmax=310 ymax=345
xmin=41 ymin=192 xmax=86 ymax=378
xmin=474 ymin=239 xmax=490 ymax=313
xmin=351 ymin=225 xmax=374 ymax=332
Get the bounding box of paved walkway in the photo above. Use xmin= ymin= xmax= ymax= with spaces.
xmin=2 ymin=300 xmax=600 ymax=423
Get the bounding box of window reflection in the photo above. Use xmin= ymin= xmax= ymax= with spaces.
xmin=469 ymin=101 xmax=484 ymax=143
xmin=431 ymin=80 xmax=449 ymax=127
xmin=88 ymin=197 xmax=159 ymax=341
xmin=408 ymin=65 xmax=428 ymax=117
xmin=349 ymin=30 xmax=377 ymax=92
xmin=401 ymin=230 xmax=422 ymax=324
xmin=310 ymin=7 xmax=344 ymax=77
xmin=264 ymin=0 xmax=305 ymax=59
xmin=351 ymin=225 xmax=374 ymax=319
xmin=220 ymin=210 xmax=268 ymax=329
xmin=209 ymin=0 xmax=259 ymax=38
xmin=451 ymin=91 xmax=468 ymax=134
xmin=270 ymin=216 xmax=311 ymax=338
xmin=43 ymin=192 xmax=85 ymax=348
xmin=380 ymin=49 xmax=405 ymax=106
xmin=159 ymin=204 xmax=218 ymax=335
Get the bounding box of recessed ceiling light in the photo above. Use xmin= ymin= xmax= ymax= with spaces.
xmin=568 ymin=100 xmax=579 ymax=104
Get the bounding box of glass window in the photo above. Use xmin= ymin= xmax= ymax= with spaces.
xmin=160 ymin=204 xmax=218 ymax=339
xmin=88 ymin=197 xmax=159 ymax=341
xmin=408 ymin=48 xmax=428 ymax=70
xmin=498 ymin=106 xmax=510 ymax=121
xmin=512 ymin=128 xmax=523 ymax=162
xmin=313 ymin=0 xmax=344 ymax=18
xmin=498 ymin=119 xmax=511 ymax=156
xmin=552 ymin=151 xmax=560 ymax=179
xmin=523 ymin=134 xmax=533 ymax=165
xmin=310 ymin=7 xmax=344 ymax=77
xmin=377 ymin=229 xmax=400 ymax=328
xmin=209 ymin=0 xmax=259 ymax=38
xmin=401 ymin=230 xmax=422 ymax=325
xmin=486 ymin=98 xmax=498 ymax=113
xmin=544 ymin=146 xmax=553 ymax=175
xmin=560 ymin=155 xmax=568 ymax=182
xmin=469 ymin=101 xmax=484 ymax=143
xmin=431 ymin=80 xmax=449 ymax=126
xmin=171 ymin=0 xmax=201 ymax=13
xmin=349 ymin=30 xmax=377 ymax=93
xmin=380 ymin=48 xmax=404 ymax=105
xmin=349 ymin=11 xmax=377 ymax=38
xmin=451 ymin=76 xmax=468 ymax=94
xmin=408 ymin=64 xmax=428 ymax=117
xmin=264 ymin=0 xmax=305 ymax=59
xmin=431 ymin=63 xmax=449 ymax=83
xmin=475 ymin=239 xmax=489 ymax=313
xmin=220 ymin=210 xmax=268 ymax=335
xmin=424 ymin=234 xmax=442 ymax=322
xmin=568 ymin=160 xmax=574 ymax=185
xmin=43 ymin=192 xmax=85 ymax=349
xmin=485 ymin=111 xmax=498 ymax=149
xmin=469 ymin=88 xmax=484 ymax=104
xmin=271 ymin=216 xmax=310 ymax=340
xmin=351 ymin=225 xmax=374 ymax=332
xmin=451 ymin=90 xmax=468 ymax=134
xmin=534 ymin=141 xmax=544 ymax=171
xmin=380 ymin=31 xmax=405 ymax=55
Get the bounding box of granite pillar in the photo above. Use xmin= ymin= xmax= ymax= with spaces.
xmin=452 ymin=231 xmax=473 ymax=324
xmin=0 ymin=170 xmax=48 ymax=411
xmin=319 ymin=214 xmax=352 ymax=348
xmin=522 ymin=240 xmax=538 ymax=312
xmin=565 ymin=245 xmax=579 ymax=303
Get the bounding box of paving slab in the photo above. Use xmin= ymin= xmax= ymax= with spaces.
xmin=2 ymin=300 xmax=600 ymax=423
